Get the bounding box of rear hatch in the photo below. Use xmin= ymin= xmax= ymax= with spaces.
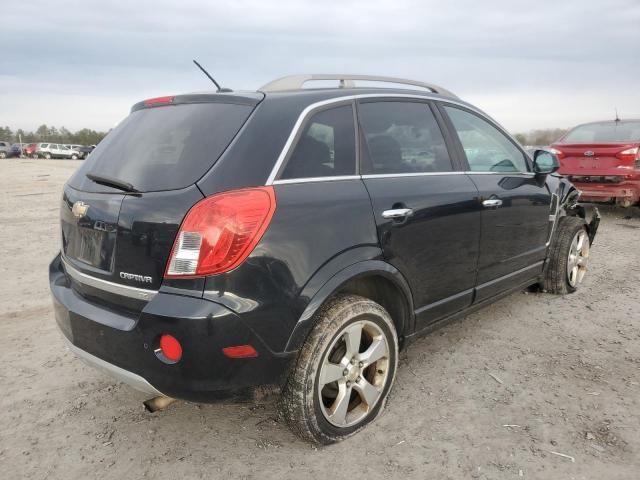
xmin=554 ymin=120 xmax=640 ymax=177
xmin=61 ymin=93 xmax=262 ymax=313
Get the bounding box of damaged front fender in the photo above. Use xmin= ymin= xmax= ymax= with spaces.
xmin=558 ymin=180 xmax=601 ymax=245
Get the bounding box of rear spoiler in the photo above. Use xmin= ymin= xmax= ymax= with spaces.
xmin=130 ymin=92 xmax=264 ymax=112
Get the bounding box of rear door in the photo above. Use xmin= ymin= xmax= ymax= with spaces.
xmin=440 ymin=103 xmax=551 ymax=302
xmin=357 ymin=99 xmax=481 ymax=329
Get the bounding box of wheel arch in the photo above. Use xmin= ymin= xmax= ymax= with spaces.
xmin=557 ymin=182 xmax=600 ymax=244
xmin=285 ymin=260 xmax=415 ymax=353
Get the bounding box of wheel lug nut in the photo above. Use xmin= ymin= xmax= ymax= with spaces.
xmin=346 ymin=381 xmax=351 ymax=387
xmin=358 ymin=362 xmax=363 ymax=368
xmin=343 ymin=369 xmax=348 ymax=376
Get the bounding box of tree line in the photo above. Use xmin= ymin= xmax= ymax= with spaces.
xmin=0 ymin=125 xmax=108 ymax=146
xmin=513 ymin=128 xmax=568 ymax=147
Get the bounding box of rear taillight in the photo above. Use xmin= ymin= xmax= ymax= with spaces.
xmin=616 ymin=147 xmax=640 ymax=168
xmin=548 ymin=147 xmax=565 ymax=159
xmin=165 ymin=187 xmax=276 ymax=278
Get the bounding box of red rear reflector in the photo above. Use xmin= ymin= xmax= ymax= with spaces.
xmin=158 ymin=334 xmax=182 ymax=362
xmin=222 ymin=345 xmax=258 ymax=358
xmin=144 ymin=95 xmax=175 ymax=106
xmin=165 ymin=187 xmax=276 ymax=278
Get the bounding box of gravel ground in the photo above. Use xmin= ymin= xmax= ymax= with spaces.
xmin=1 ymin=159 xmax=638 ymax=479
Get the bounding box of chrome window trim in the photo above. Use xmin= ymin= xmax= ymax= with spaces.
xmin=465 ymin=171 xmax=535 ymax=176
xmin=62 ymin=256 xmax=157 ymax=301
xmin=362 ymin=172 xmax=465 ymax=179
xmin=265 ymin=93 xmax=488 ymax=185
xmin=273 ymin=175 xmax=360 ymax=185
xmin=273 ymin=171 xmax=538 ymax=183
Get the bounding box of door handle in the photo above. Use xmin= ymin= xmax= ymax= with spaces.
xmin=382 ymin=208 xmax=413 ymax=219
xmin=482 ymin=199 xmax=503 ymax=208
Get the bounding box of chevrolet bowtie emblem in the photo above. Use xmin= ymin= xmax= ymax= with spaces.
xmin=72 ymin=201 xmax=89 ymax=218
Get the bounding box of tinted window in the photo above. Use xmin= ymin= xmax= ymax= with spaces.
xmin=445 ymin=106 xmax=528 ymax=173
xmin=358 ymin=101 xmax=452 ymax=174
xmin=72 ymin=103 xmax=253 ymax=192
xmin=280 ymin=105 xmax=356 ymax=179
xmin=560 ymin=121 xmax=640 ymax=143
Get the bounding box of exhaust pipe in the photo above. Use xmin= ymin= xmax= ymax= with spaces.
xmin=144 ymin=395 xmax=176 ymax=413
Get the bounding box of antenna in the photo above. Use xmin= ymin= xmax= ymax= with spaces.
xmin=615 ymin=107 xmax=621 ymax=122
xmin=192 ymin=60 xmax=231 ymax=92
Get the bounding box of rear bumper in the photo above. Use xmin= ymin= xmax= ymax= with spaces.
xmin=50 ymin=254 xmax=294 ymax=402
xmin=573 ymin=179 xmax=640 ymax=205
xmin=62 ymin=335 xmax=162 ymax=396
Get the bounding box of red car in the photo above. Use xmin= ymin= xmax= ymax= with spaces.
xmin=550 ymin=119 xmax=640 ymax=207
xmin=23 ymin=143 xmax=38 ymax=158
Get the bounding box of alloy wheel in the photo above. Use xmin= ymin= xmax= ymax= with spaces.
xmin=318 ymin=320 xmax=391 ymax=427
xmin=567 ymin=229 xmax=589 ymax=287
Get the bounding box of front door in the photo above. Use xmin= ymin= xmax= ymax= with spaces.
xmin=357 ymin=99 xmax=481 ymax=329
xmin=440 ymin=104 xmax=552 ymax=302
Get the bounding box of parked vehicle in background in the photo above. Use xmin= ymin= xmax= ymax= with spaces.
xmin=50 ymin=74 xmax=600 ymax=444
xmin=64 ymin=144 xmax=84 ymax=151
xmin=0 ymin=140 xmax=11 ymax=158
xmin=23 ymin=143 xmax=37 ymax=158
xmin=550 ymin=119 xmax=640 ymax=207
xmin=36 ymin=143 xmax=81 ymax=159
xmin=77 ymin=144 xmax=96 ymax=159
xmin=9 ymin=143 xmax=25 ymax=157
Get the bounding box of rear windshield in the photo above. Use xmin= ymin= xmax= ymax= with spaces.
xmin=72 ymin=102 xmax=253 ymax=192
xmin=560 ymin=121 xmax=640 ymax=144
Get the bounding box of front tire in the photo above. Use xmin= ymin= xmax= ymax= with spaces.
xmin=543 ymin=216 xmax=590 ymax=294
xmin=281 ymin=294 xmax=398 ymax=444
xmin=44 ymin=153 xmax=52 ymax=159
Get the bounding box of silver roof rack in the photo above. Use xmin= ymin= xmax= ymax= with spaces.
xmin=259 ymin=74 xmax=457 ymax=99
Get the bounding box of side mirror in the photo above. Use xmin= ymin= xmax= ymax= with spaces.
xmin=532 ymin=149 xmax=560 ymax=175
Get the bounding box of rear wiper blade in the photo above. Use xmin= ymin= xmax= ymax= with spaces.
xmin=86 ymin=172 xmax=139 ymax=193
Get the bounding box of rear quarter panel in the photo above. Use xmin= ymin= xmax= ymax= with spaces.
xmin=202 ymin=179 xmax=380 ymax=352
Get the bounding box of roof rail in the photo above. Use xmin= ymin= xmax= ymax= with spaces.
xmin=259 ymin=74 xmax=458 ymax=98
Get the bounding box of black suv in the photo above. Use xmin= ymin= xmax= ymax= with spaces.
xmin=50 ymin=74 xmax=600 ymax=444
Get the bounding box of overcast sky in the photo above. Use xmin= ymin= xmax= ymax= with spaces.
xmin=1 ymin=0 xmax=639 ymax=133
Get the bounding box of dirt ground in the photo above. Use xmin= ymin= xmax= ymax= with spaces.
xmin=1 ymin=159 xmax=638 ymax=479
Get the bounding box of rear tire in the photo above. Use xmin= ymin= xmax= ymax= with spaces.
xmin=280 ymin=294 xmax=398 ymax=444
xmin=543 ymin=216 xmax=590 ymax=294
xmin=44 ymin=153 xmax=51 ymax=159
xmin=0 ymin=152 xmax=6 ymax=159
